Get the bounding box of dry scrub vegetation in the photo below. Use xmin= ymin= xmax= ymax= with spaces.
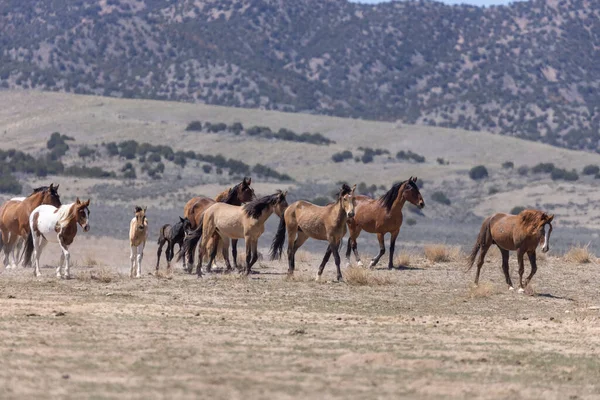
xmin=563 ymin=244 xmax=595 ymax=264
xmin=423 ymin=244 xmax=462 ymax=263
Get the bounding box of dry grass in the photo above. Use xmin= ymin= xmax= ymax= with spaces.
xmin=394 ymin=251 xmax=413 ymax=267
xmin=469 ymin=282 xmax=498 ymax=298
xmin=294 ymin=249 xmax=312 ymax=263
xmin=563 ymin=244 xmax=595 ymax=264
xmin=423 ymin=244 xmax=462 ymax=263
xmin=79 ymin=267 xmax=120 ymax=283
xmin=344 ymin=266 xmax=393 ymax=286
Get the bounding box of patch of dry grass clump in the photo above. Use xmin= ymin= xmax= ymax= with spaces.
xmin=394 ymin=252 xmax=413 ymax=267
xmin=423 ymin=244 xmax=461 ymax=263
xmin=469 ymin=282 xmax=498 ymax=298
xmin=344 ymin=266 xmax=393 ymax=286
xmin=563 ymin=244 xmax=595 ymax=264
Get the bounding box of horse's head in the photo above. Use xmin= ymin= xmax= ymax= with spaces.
xmin=182 ymin=217 xmax=193 ymax=236
xmin=75 ymin=198 xmax=91 ymax=232
xmin=273 ymin=190 xmax=288 ymax=218
xmin=402 ymin=177 xmax=425 ymax=209
xmin=38 ymin=183 xmax=62 ymax=208
xmin=539 ymin=213 xmax=554 ymax=253
xmin=238 ymin=176 xmax=256 ymax=203
xmin=134 ymin=206 xmax=148 ymax=232
xmin=339 ymin=184 xmax=357 ymax=219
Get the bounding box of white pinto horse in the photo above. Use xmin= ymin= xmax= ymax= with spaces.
xmin=23 ymin=199 xmax=91 ymax=278
xmin=129 ymin=206 xmax=148 ymax=278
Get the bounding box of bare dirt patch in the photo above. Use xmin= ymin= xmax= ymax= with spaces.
xmin=1 ymin=237 xmax=600 ymax=399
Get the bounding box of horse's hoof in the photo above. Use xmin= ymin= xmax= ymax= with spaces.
xmin=518 ymin=288 xmax=525 ymax=294
xmin=315 ymin=274 xmax=321 ymax=282
xmin=508 ymin=286 xmax=515 ymax=291
xmin=345 ymin=262 xmax=351 ymax=269
xmin=357 ymin=260 xmax=364 ymax=267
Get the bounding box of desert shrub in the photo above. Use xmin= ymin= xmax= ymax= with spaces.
xmin=563 ymin=244 xmax=594 ymax=264
xmin=185 ymin=121 xmax=202 ymax=131
xmin=173 ymin=154 xmax=186 ymax=168
xmin=105 ymin=142 xmax=119 ymax=156
xmin=583 ymin=165 xmax=599 ymax=175
xmin=207 ymin=122 xmax=227 ymax=133
xmin=123 ymin=169 xmax=137 ymax=179
xmin=0 ymin=171 xmax=22 ymax=194
xmin=502 ymin=161 xmax=514 ymax=169
xmin=311 ymin=196 xmax=331 ymax=206
xmin=202 ymin=164 xmax=212 ymax=173
xmin=78 ymin=146 xmax=95 ymax=158
xmin=488 ymin=186 xmax=500 ymax=195
xmin=517 ymin=165 xmax=529 ymax=176
xmin=344 ymin=267 xmax=392 ymax=286
xmin=229 ymin=122 xmax=244 ymax=135
xmin=405 ymin=218 xmax=417 ymax=226
xmin=396 ymin=150 xmax=425 ymax=163
xmin=252 ymin=164 xmax=292 ymax=181
xmin=64 ymin=166 xmax=115 ymax=178
xmin=247 ymin=126 xmax=269 ymax=136
xmin=332 ymin=150 xmax=353 ymax=163
xmin=532 ymin=162 xmax=555 ymax=174
xmin=118 ymin=140 xmax=138 ymax=159
xmin=510 ymin=206 xmax=526 ymax=215
xmin=436 ymin=157 xmax=447 ymax=165
xmin=469 ymin=165 xmax=488 ymax=180
xmin=147 ymin=153 xmax=161 ymax=163
xmin=361 ymin=151 xmax=374 ymax=163
xmin=423 ymin=244 xmax=460 ymax=263
xmin=431 ymin=191 xmax=451 ymax=205
xmin=551 ymin=168 xmax=578 ymax=181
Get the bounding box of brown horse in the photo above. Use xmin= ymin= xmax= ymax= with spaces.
xmin=270 ymin=184 xmax=356 ymax=282
xmin=346 ymin=177 xmax=424 ymax=269
xmin=182 ymin=177 xmax=255 ymax=271
xmin=467 ymin=209 xmax=554 ymax=292
xmin=184 ymin=190 xmax=288 ymax=276
xmin=0 ymin=184 xmax=61 ymax=268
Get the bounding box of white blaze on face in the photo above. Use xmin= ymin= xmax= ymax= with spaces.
xmin=541 ymin=223 xmax=552 ymax=252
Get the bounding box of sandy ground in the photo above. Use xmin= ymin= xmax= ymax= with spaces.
xmin=1 ymin=236 xmax=600 ymax=399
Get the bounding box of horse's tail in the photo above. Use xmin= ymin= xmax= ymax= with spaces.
xmin=178 ymin=219 xmax=203 ymax=263
xmin=157 ymin=224 xmax=168 ymax=245
xmin=22 ymin=231 xmax=34 ymax=267
xmin=269 ymin=216 xmax=287 ymax=261
xmin=466 ymin=217 xmax=492 ymax=272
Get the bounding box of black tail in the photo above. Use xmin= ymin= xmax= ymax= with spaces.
xmin=157 ymin=224 xmax=169 ymax=245
xmin=466 ymin=217 xmax=491 ymax=272
xmin=269 ymin=216 xmax=287 ymax=261
xmin=22 ymin=232 xmax=34 ymax=267
xmin=178 ymin=218 xmax=204 ymax=263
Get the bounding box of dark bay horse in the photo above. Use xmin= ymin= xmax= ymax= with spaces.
xmin=156 ymin=217 xmax=191 ymax=273
xmin=346 ymin=177 xmax=424 ymax=269
xmin=188 ymin=190 xmax=288 ymax=276
xmin=270 ymin=184 xmax=356 ymax=282
xmin=182 ymin=177 xmax=255 ymax=271
xmin=0 ymin=184 xmax=62 ymax=268
xmin=467 ymin=209 xmax=554 ymax=292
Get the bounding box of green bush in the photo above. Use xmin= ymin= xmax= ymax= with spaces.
xmin=332 ymin=151 xmax=353 ymax=163
xmin=311 ymin=196 xmax=331 ymax=206
xmin=469 ymin=165 xmax=488 ymax=180
xmin=64 ymin=166 xmax=115 ymax=178
xmin=405 ymin=218 xmax=417 ymax=226
xmin=106 ymin=142 xmax=119 ymax=156
xmin=510 ymin=206 xmax=526 ymax=215
xmin=502 ymin=161 xmax=514 ymax=169
xmin=583 ymin=165 xmax=599 ymax=175
xmin=0 ymin=171 xmax=22 ymax=194
xmin=488 ymin=186 xmax=500 ymax=195
xmin=229 ymin=122 xmax=244 ymax=135
xmin=431 ymin=191 xmax=451 ymax=205
xmin=532 ymin=163 xmax=555 ymax=174
xmin=396 ymin=150 xmax=425 ymax=163
xmin=185 ymin=121 xmax=202 ymax=131
xmin=551 ymin=168 xmax=578 ymax=181
xmin=202 ymin=164 xmax=212 ymax=173
xmin=78 ymin=146 xmax=95 ymax=158
xmin=517 ymin=165 xmax=529 ymax=176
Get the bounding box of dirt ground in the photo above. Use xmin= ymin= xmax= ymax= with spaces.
xmin=1 ymin=237 xmax=600 ymax=399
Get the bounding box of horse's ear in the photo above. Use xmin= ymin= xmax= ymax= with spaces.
xmin=244 ymin=177 xmax=251 ymax=186
xmin=546 ymin=214 xmax=554 ymax=223
xmin=76 ymin=197 xmax=81 ymax=204
xmin=412 ymin=176 xmax=418 ymax=183
xmin=282 ymin=190 xmax=288 ymax=197
xmin=143 ymin=206 xmax=147 ymax=212
xmin=351 ymin=184 xmax=357 ymax=195
xmin=85 ymin=199 xmax=91 ymax=206
xmin=179 ymin=216 xmax=185 ymax=222
xmin=49 ymin=183 xmax=54 ymax=190
xmin=55 ymin=184 xmax=59 ymax=190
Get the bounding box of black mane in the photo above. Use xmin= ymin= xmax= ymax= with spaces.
xmin=243 ymin=191 xmax=283 ymax=219
xmin=31 ymin=186 xmax=50 ymax=193
xmin=378 ymin=180 xmax=417 ymax=212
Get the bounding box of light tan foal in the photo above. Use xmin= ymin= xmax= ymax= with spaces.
xmin=129 ymin=206 xmax=148 ymax=278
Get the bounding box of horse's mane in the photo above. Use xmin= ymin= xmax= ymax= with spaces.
xmin=56 ymin=203 xmax=76 ymax=229
xmin=378 ymin=180 xmax=416 ymax=212
xmin=243 ymin=191 xmax=283 ymax=219
xmin=215 ymin=190 xmax=230 ymax=202
xmin=31 ymin=186 xmax=50 ymax=194
xmin=134 ymin=206 xmax=144 ymax=214
xmin=519 ymin=209 xmax=545 ymax=233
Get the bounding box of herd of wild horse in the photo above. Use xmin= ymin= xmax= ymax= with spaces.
xmin=0 ymin=177 xmax=554 ymax=292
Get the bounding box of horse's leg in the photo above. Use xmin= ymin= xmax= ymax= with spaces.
xmin=6 ymin=235 xmax=17 ymax=269
xmin=130 ymin=245 xmax=136 ymax=278
xmin=202 ymin=241 xmax=219 ymax=278
xmin=474 ymin=241 xmax=492 ymax=286
xmin=388 ymin=229 xmax=400 ymax=270
xmin=165 ymin=241 xmax=174 ymax=273
xmin=221 ymin=237 xmax=232 ymax=272
xmin=332 ymin=240 xmax=343 ymax=282
xmin=156 ymin=238 xmax=165 ymax=271
xmin=246 ymin=238 xmax=259 ymax=275
xmin=316 ymin=244 xmax=333 ymax=281
xmin=231 ymin=239 xmax=239 ymax=271
xmin=58 ymin=239 xmax=71 ymax=279
xmin=33 ymin=237 xmax=47 ymax=277
xmin=525 ymin=251 xmax=537 ymax=289
xmin=517 ymin=249 xmax=526 ymax=293
xmin=286 ymin=225 xmax=299 ymax=275
xmin=369 ymin=233 xmax=386 ymax=269
xmin=499 ymin=248 xmax=513 ymax=290
xmin=136 ymin=243 xmax=144 ymax=278
xmin=289 ymin=232 xmax=309 ymax=274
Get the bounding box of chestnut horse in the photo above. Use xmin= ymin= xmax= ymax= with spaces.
xmin=270 ymin=184 xmax=356 ymax=282
xmin=23 ymin=198 xmax=91 ymax=278
xmin=346 ymin=177 xmax=424 ymax=269
xmin=0 ymin=184 xmax=62 ymax=269
xmin=129 ymin=206 xmax=148 ymax=278
xmin=182 ymin=177 xmax=255 ymax=271
xmin=184 ymin=190 xmax=288 ymax=276
xmin=467 ymin=209 xmax=554 ymax=292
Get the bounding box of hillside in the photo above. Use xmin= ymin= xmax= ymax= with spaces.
xmin=1 ymin=0 xmax=599 ymax=151
xmin=2 ymin=90 xmax=600 ymax=249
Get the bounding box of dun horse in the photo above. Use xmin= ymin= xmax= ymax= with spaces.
xmin=184 ymin=190 xmax=288 ymax=276
xmin=270 ymin=184 xmax=356 ymax=282
xmin=23 ymin=198 xmax=91 ymax=278
xmin=182 ymin=177 xmax=255 ymax=271
xmin=346 ymin=177 xmax=424 ymax=269
xmin=129 ymin=206 xmax=148 ymax=278
xmin=156 ymin=217 xmax=191 ymax=272
xmin=0 ymin=184 xmax=61 ymax=269
xmin=467 ymin=209 xmax=554 ymax=292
